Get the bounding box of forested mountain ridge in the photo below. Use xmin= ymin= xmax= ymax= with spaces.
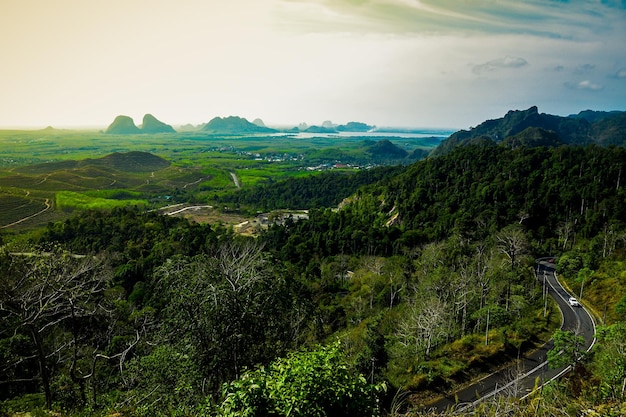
xmin=433 ymin=106 xmax=626 ymax=155
xmin=386 ymin=144 xmax=625 ymax=240
xmin=265 ymin=144 xmax=625 ymax=263
xmin=222 ymin=165 xmax=405 ymax=211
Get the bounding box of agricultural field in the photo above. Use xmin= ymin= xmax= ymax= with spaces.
xmin=0 ymin=128 xmax=448 ymax=233
xmin=0 ymin=191 xmax=50 ymax=229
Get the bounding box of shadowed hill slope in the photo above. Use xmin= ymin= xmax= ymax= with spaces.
xmin=15 ymin=151 xmax=170 ymax=175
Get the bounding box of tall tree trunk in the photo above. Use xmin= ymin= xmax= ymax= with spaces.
xmin=31 ymin=327 xmax=52 ymax=409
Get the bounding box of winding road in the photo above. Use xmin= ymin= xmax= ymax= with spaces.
xmin=426 ymin=259 xmax=596 ymax=413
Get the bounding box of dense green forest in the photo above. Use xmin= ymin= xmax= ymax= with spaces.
xmin=2 ymin=144 xmax=626 ymax=416
xmin=221 ymin=165 xmax=405 ymax=211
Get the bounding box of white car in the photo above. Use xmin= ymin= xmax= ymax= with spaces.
xmin=568 ymin=296 xmax=580 ymax=307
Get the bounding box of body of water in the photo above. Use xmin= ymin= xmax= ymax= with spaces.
xmin=279 ymin=129 xmax=456 ymax=140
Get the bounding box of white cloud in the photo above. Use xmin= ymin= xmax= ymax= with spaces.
xmin=565 ymin=80 xmax=604 ymax=91
xmin=472 ymin=56 xmax=528 ymax=75
xmin=616 ymin=68 xmax=626 ymax=78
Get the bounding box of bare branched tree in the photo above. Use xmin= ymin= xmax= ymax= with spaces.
xmin=153 ymin=240 xmax=301 ymax=396
xmin=495 ymin=225 xmax=528 ymax=311
xmin=0 ymin=248 xmax=114 ymax=409
xmin=495 ymin=225 xmax=528 ymax=272
xmin=398 ymin=297 xmax=450 ymax=360
xmin=557 ymin=220 xmax=575 ymax=251
xmin=217 ymin=240 xmax=267 ymax=293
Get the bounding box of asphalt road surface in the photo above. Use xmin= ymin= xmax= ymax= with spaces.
xmin=424 ymin=259 xmax=596 ymax=413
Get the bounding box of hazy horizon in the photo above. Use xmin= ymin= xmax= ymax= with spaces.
xmin=0 ymin=117 xmax=461 ymax=131
xmin=0 ymin=106 xmax=620 ymax=132
xmin=1 ymin=1 xmax=625 ymax=129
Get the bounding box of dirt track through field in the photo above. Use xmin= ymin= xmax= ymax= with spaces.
xmin=0 ymin=198 xmax=51 ymax=229
xmin=230 ymin=172 xmax=240 ymax=188
xmin=183 ymin=176 xmax=209 ymax=189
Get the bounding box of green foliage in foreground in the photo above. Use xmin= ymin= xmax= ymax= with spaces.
xmin=210 ymin=342 xmax=385 ymax=417
xmin=591 ymin=323 xmax=626 ymax=401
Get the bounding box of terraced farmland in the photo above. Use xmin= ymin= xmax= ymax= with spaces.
xmin=0 ymin=150 xmax=226 ymax=230
xmin=0 ymin=193 xmax=49 ymax=228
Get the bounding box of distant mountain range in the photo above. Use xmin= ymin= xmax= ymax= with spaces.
xmin=103 ymin=114 xmax=380 ymax=135
xmin=432 ymin=106 xmax=626 ymax=155
xmin=102 ymin=108 xmax=626 ymax=150
xmin=302 ymin=121 xmax=375 ymax=134
xmin=201 ymin=116 xmax=278 ymax=134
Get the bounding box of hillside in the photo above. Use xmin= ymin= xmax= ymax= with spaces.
xmin=568 ymin=109 xmax=624 ymax=122
xmin=432 ymin=106 xmax=626 ymax=155
xmin=363 ymin=139 xmax=408 ymax=159
xmin=105 ymin=114 xmax=176 ymax=134
xmin=223 ymin=165 xmax=405 ymax=210
xmin=390 ymin=145 xmax=624 ymax=240
xmin=140 ymin=114 xmax=176 ymax=133
xmin=0 ymin=151 xmax=175 ymax=199
xmin=303 ymin=125 xmax=337 ymax=133
xmin=93 ymin=151 xmax=171 ymax=171
xmin=590 ymin=112 xmax=626 ymax=146
xmin=104 ymin=115 xmax=141 ymax=134
xmin=337 ymin=121 xmax=374 ymax=132
xmin=501 ymin=126 xmax=563 ymax=148
xmin=252 ymin=143 xmax=626 ymax=415
xmin=15 ymin=151 xmax=170 ymax=174
xmin=201 ymin=116 xmax=278 ymax=134
xmin=270 ymin=144 xmax=626 ymax=260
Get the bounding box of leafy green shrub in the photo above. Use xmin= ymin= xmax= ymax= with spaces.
xmin=123 ymin=344 xmax=204 ymax=416
xmin=1 ymin=393 xmax=46 ymax=416
xmin=210 ymin=342 xmax=385 ymax=417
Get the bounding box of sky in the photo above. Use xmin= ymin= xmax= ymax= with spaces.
xmin=1 ymin=0 xmax=625 ymax=129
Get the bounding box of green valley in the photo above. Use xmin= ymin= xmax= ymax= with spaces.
xmin=0 ymin=126 xmax=442 ymax=233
